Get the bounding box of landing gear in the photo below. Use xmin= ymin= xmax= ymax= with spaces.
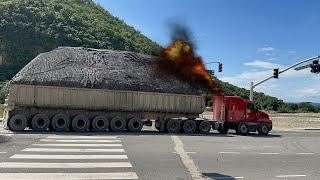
xmin=217 ymin=125 xmax=229 ymax=134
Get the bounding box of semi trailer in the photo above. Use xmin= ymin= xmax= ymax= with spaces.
xmin=2 ymin=85 xmax=272 ymax=135
xmin=1 ymin=47 xmax=272 ymax=135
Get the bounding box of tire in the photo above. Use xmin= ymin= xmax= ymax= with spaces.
xmin=127 ymin=117 xmax=143 ymax=132
xmin=237 ymin=122 xmax=249 ymax=136
xmin=51 ymin=113 xmax=70 ymax=132
xmin=31 ymin=114 xmax=50 ymax=132
xmin=166 ymin=119 xmax=180 ymax=133
xmin=258 ymin=123 xmax=270 ymax=135
xmin=71 ymin=115 xmax=90 ymax=132
xmin=8 ymin=114 xmax=27 ymax=131
xmin=109 ymin=116 xmax=126 ymax=132
xmin=182 ymin=120 xmax=197 ymax=134
xmin=217 ymin=125 xmax=229 ymax=134
xmin=91 ymin=115 xmax=108 ymax=132
xmin=198 ymin=121 xmax=211 ymax=134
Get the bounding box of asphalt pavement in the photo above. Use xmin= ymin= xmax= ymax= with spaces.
xmin=0 ymin=124 xmax=319 ymax=180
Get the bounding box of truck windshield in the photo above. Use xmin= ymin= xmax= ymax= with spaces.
xmin=247 ymin=103 xmax=255 ymax=110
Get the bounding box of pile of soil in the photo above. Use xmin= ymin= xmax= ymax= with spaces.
xmin=10 ymin=47 xmax=203 ymax=95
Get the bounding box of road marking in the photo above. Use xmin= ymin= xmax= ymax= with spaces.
xmin=259 ymin=153 xmax=280 ymax=155
xmin=296 ymin=153 xmax=314 ymax=155
xmin=0 ymin=172 xmax=138 ymax=179
xmin=212 ymin=177 xmax=244 ymax=179
xmin=173 ymin=151 xmax=197 ymax=154
xmin=22 ymin=148 xmax=125 ymax=152
xmin=0 ymin=162 xmax=132 ymax=168
xmin=45 ymin=135 xmax=118 ymax=139
xmin=218 ymin=152 xmax=240 ymax=154
xmin=276 ymin=174 xmax=306 ymax=178
xmin=32 ymin=143 xmax=122 ymax=147
xmin=0 ymin=152 xmax=7 ymax=154
xmin=10 ymin=154 xmax=128 ymax=159
xmin=171 ymin=135 xmax=204 ymax=180
xmin=40 ymin=139 xmax=121 ymax=143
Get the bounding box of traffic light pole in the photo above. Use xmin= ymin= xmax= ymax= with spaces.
xmin=205 ymin=61 xmax=223 ymax=73
xmin=249 ymin=55 xmax=320 ymax=101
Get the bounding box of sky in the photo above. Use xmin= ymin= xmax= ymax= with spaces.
xmin=94 ymin=0 xmax=320 ymax=103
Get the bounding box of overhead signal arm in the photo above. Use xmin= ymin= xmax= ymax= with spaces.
xmin=250 ymin=55 xmax=320 ymax=101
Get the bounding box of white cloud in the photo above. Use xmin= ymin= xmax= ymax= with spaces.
xmin=288 ymin=50 xmax=296 ymax=55
xmin=296 ymin=88 xmax=320 ymax=96
xmin=257 ymin=47 xmax=275 ymax=52
xmin=243 ymin=60 xmax=281 ymax=69
xmin=220 ymin=67 xmax=318 ymax=102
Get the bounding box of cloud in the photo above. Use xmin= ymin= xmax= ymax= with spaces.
xmin=288 ymin=50 xmax=296 ymax=55
xmin=243 ymin=60 xmax=281 ymax=69
xmin=220 ymin=68 xmax=318 ymax=102
xmin=257 ymin=47 xmax=275 ymax=52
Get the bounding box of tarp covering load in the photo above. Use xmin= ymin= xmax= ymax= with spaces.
xmin=10 ymin=47 xmax=203 ymax=95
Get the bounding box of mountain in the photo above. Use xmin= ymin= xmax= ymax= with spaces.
xmin=0 ymin=0 xmax=313 ymax=112
xmin=0 ymin=0 xmax=161 ymax=79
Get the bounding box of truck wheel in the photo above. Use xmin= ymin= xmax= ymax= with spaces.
xmin=166 ymin=119 xmax=180 ymax=133
xmin=237 ymin=122 xmax=249 ymax=136
xmin=109 ymin=116 xmax=126 ymax=132
xmin=217 ymin=125 xmax=229 ymax=134
xmin=31 ymin=114 xmax=50 ymax=132
xmin=51 ymin=113 xmax=70 ymax=132
xmin=8 ymin=114 xmax=27 ymax=131
xmin=258 ymin=123 xmax=270 ymax=135
xmin=127 ymin=117 xmax=143 ymax=132
xmin=182 ymin=120 xmax=196 ymax=134
xmin=91 ymin=115 xmax=108 ymax=132
xmin=199 ymin=121 xmax=211 ymax=134
xmin=71 ymin=115 xmax=90 ymax=132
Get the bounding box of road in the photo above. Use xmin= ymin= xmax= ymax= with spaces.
xmin=0 ymin=124 xmax=319 ymax=180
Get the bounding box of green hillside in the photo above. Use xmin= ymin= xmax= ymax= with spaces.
xmin=0 ymin=0 xmax=318 ymax=112
xmin=0 ymin=0 xmax=161 ymax=79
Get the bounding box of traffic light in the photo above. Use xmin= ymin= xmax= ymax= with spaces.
xmin=273 ymin=68 xmax=279 ymax=79
xmin=311 ymin=60 xmax=320 ymax=73
xmin=218 ymin=63 xmax=223 ymax=72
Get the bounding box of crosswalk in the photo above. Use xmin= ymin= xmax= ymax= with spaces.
xmin=0 ymin=134 xmax=139 ymax=179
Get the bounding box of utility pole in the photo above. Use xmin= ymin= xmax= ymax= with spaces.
xmin=249 ymin=55 xmax=320 ymax=101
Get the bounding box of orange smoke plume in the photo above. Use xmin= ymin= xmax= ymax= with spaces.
xmin=156 ymin=39 xmax=223 ymax=95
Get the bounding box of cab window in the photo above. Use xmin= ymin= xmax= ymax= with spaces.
xmin=247 ymin=103 xmax=255 ymax=110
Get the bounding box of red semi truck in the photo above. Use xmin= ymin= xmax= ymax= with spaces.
xmin=214 ymin=96 xmax=272 ymax=135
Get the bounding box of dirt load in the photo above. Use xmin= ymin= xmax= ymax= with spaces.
xmin=10 ymin=47 xmax=202 ymax=95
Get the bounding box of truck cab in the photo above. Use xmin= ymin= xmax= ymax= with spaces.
xmin=214 ymin=96 xmax=272 ymax=135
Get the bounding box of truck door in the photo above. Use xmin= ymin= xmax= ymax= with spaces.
xmin=246 ymin=103 xmax=257 ymax=122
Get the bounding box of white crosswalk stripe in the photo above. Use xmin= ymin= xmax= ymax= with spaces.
xmin=40 ymin=139 xmax=121 ymax=143
xmin=0 ymin=135 xmax=139 ymax=179
xmin=0 ymin=172 xmax=138 ymax=180
xmin=45 ymin=135 xmax=119 ymax=139
xmin=0 ymin=162 xmax=132 ymax=168
xmin=32 ymin=143 xmax=123 ymax=147
xmin=22 ymin=148 xmax=125 ymax=152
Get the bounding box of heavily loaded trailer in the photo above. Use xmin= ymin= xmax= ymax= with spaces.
xmin=2 ymin=47 xmax=217 ymax=133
